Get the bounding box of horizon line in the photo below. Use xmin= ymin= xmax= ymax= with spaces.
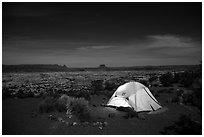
xmin=2 ymin=63 xmax=200 ymax=68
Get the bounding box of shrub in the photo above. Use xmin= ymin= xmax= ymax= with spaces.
xmin=75 ymin=90 xmax=91 ymax=101
xmin=149 ymin=76 xmax=158 ymax=83
xmin=67 ymin=97 xmax=91 ymax=122
xmin=26 ymin=90 xmax=35 ymax=98
xmin=176 ymin=89 xmax=184 ymax=96
xmin=16 ymin=89 xmax=26 ymax=98
xmin=160 ymin=72 xmax=174 ymax=87
xmin=182 ymin=94 xmax=194 ymax=105
xmin=174 ymin=71 xmax=201 ymax=88
xmin=161 ymin=115 xmax=202 ymax=135
xmin=38 ymin=95 xmax=91 ymax=122
xmin=192 ymin=88 xmax=202 ymax=111
xmin=65 ymin=89 xmax=91 ymax=101
xmin=55 ymin=94 xmax=69 ymax=112
xmin=150 ymin=89 xmax=159 ymax=97
xmin=170 ymin=96 xmax=180 ymax=104
xmin=182 ymin=90 xmax=202 ymax=111
xmin=157 ymin=89 xmax=166 ymax=94
xmin=180 ymin=73 xmax=195 ymax=88
xmin=2 ymin=87 xmax=14 ymax=99
xmin=103 ymin=80 xmax=118 ymax=91
xmin=91 ymin=80 xmax=104 ymax=94
xmin=139 ymin=80 xmax=149 ymax=87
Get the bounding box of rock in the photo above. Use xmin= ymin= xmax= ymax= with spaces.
xmin=99 ymin=126 xmax=103 ymax=130
xmin=108 ymin=113 xmax=115 ymax=118
xmin=103 ymin=121 xmax=108 ymax=126
xmin=57 ymin=117 xmax=63 ymax=122
xmin=49 ymin=114 xmax=57 ymax=121
xmin=100 ymin=104 xmax=106 ymax=107
xmin=72 ymin=122 xmax=78 ymax=126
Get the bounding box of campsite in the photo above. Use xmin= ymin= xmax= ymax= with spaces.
xmin=2 ymin=65 xmax=202 ymax=135
xmin=2 ymin=2 xmax=202 ymax=135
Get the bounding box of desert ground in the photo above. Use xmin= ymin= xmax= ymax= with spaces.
xmin=2 ymin=69 xmax=202 ymax=135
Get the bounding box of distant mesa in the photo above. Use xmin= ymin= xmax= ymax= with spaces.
xmin=2 ymin=64 xmax=199 ymax=72
xmin=98 ymin=64 xmax=107 ymax=68
xmin=97 ymin=64 xmax=109 ymax=70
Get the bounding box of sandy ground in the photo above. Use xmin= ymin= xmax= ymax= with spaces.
xmin=2 ymin=87 xmax=202 ymax=135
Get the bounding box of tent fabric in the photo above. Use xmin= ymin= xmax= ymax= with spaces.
xmin=107 ymin=81 xmax=162 ymax=112
xmin=107 ymin=97 xmax=131 ymax=108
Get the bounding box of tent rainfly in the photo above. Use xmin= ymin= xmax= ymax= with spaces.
xmin=107 ymin=81 xmax=162 ymax=112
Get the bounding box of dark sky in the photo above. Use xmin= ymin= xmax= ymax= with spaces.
xmin=2 ymin=2 xmax=202 ymax=67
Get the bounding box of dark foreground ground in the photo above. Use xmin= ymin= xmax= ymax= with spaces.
xmin=3 ymin=86 xmax=202 ymax=135
xmin=2 ymin=69 xmax=202 ymax=135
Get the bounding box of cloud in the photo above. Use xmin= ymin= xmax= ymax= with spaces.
xmin=140 ymin=35 xmax=202 ymax=60
xmin=146 ymin=35 xmax=196 ymax=48
xmin=2 ymin=34 xmax=202 ymax=66
xmin=3 ymin=35 xmax=118 ymax=58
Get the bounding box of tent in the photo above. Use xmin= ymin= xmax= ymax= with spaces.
xmin=107 ymin=81 xmax=162 ymax=112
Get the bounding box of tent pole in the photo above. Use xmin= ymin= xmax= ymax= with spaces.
xmin=135 ymin=94 xmax=137 ymax=111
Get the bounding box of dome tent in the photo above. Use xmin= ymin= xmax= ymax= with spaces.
xmin=107 ymin=81 xmax=162 ymax=112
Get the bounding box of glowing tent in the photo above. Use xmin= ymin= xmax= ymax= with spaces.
xmin=107 ymin=81 xmax=162 ymax=112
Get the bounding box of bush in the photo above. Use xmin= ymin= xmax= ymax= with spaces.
xmin=161 ymin=115 xmax=202 ymax=135
xmin=67 ymin=97 xmax=91 ymax=122
xmin=75 ymin=90 xmax=91 ymax=101
xmin=139 ymin=80 xmax=149 ymax=87
xmin=55 ymin=94 xmax=69 ymax=112
xmin=38 ymin=95 xmax=91 ymax=122
xmin=149 ymin=76 xmax=158 ymax=83
xmin=160 ymin=72 xmax=174 ymax=87
xmin=26 ymin=91 xmax=35 ymax=98
xmin=170 ymin=96 xmax=180 ymax=104
xmin=2 ymin=87 xmax=14 ymax=99
xmin=150 ymin=89 xmax=159 ymax=97
xmin=16 ymin=89 xmax=27 ymax=98
xmin=102 ymin=90 xmax=115 ymax=98
xmin=91 ymin=80 xmax=104 ymax=94
xmin=174 ymin=71 xmax=201 ymax=88
xmin=103 ymin=80 xmax=118 ymax=91
xmin=157 ymin=89 xmax=166 ymax=94
xmin=192 ymin=88 xmax=202 ymax=111
xmin=182 ymin=90 xmax=202 ymax=111
xmin=180 ymin=72 xmax=195 ymax=88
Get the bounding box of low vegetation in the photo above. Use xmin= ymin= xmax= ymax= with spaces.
xmin=161 ymin=114 xmax=202 ymax=135
xmin=67 ymin=96 xmax=91 ymax=122
xmin=38 ymin=95 xmax=91 ymax=122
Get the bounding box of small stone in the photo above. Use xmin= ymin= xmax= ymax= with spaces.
xmin=99 ymin=126 xmax=103 ymax=130
xmin=57 ymin=117 xmax=63 ymax=122
xmin=72 ymin=122 xmax=77 ymax=126
xmin=103 ymin=121 xmax=108 ymax=126
xmin=49 ymin=115 xmax=57 ymax=121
